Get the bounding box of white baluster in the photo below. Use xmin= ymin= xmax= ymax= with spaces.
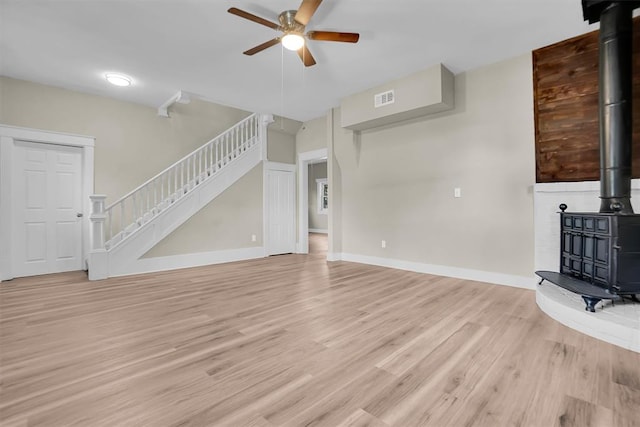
xmin=209 ymin=144 xmax=213 ymax=173
xmin=235 ymin=127 xmax=239 ymax=156
xmin=226 ymin=133 xmax=230 ymax=164
xmin=132 ymin=193 xmax=137 ymax=224
xmin=217 ymin=140 xmax=221 ymax=169
xmin=108 ymin=208 xmax=113 ymax=242
xmin=174 ymin=165 xmax=178 ymax=196
xmin=145 ymin=184 xmax=150 ymax=216
xmin=153 ymin=178 xmax=158 ymax=213
xmin=120 ymin=202 xmax=125 ymax=234
xmin=189 ymin=156 xmax=193 ymax=188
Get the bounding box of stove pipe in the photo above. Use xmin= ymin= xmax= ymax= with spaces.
xmin=583 ymin=1 xmax=636 ymax=213
xmin=598 ymin=2 xmax=634 ymax=213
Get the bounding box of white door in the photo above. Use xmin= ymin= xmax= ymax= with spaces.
xmin=12 ymin=141 xmax=84 ymax=277
xmin=266 ymin=168 xmax=296 ymax=255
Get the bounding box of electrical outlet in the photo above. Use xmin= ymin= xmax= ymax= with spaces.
xmin=251 ymin=234 xmax=256 ymax=242
xmin=381 ymin=240 xmax=386 ymax=248
xmin=454 ymin=187 xmax=462 ymax=198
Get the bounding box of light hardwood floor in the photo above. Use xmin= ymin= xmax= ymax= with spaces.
xmin=1 ymin=235 xmax=639 ymax=426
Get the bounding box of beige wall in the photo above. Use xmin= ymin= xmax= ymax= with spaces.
xmin=143 ymin=164 xmax=263 ymax=257
xmin=0 ymin=76 xmax=262 ymax=256
xmin=267 ymin=129 xmax=296 ymax=164
xmin=308 ymin=162 xmax=328 ymax=231
xmin=0 ymin=77 xmax=251 ymax=199
xmin=330 ymin=54 xmax=535 ymax=277
xmin=267 ymin=115 xmax=300 ymax=164
xmin=296 ymin=116 xmax=327 ymax=155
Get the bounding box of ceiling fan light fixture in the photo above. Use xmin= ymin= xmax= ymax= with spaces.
xmin=282 ymin=33 xmax=305 ymax=51
xmin=105 ymin=73 xmax=132 ymax=87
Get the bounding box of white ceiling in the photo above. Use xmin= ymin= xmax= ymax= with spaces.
xmin=0 ymin=0 xmax=595 ymax=122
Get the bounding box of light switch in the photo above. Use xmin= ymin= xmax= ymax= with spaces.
xmin=454 ymin=187 xmax=462 ymax=198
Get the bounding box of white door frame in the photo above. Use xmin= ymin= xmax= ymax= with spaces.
xmin=263 ymin=161 xmax=296 ymax=256
xmin=297 ymin=148 xmax=328 ymax=254
xmin=0 ymin=125 xmax=95 ymax=281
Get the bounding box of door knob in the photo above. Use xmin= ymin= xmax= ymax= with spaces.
xmin=76 ymin=213 xmax=83 ymax=218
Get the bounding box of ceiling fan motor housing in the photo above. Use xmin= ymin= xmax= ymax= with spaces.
xmin=279 ymin=10 xmax=305 ymax=33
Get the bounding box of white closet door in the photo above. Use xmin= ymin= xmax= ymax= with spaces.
xmin=266 ymin=168 xmax=296 ymax=255
xmin=12 ymin=141 xmax=83 ymax=277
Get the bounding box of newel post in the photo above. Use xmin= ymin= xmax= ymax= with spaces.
xmin=89 ymin=195 xmax=107 ymax=250
xmin=88 ymin=194 xmax=108 ymax=280
xmin=259 ymin=113 xmax=274 ymax=160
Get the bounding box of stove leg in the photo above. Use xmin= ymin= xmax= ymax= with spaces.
xmin=581 ymin=296 xmax=601 ymax=312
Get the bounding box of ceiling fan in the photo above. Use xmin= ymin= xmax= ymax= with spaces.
xmin=228 ymin=0 xmax=360 ymax=67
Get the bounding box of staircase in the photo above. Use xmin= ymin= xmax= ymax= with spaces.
xmin=88 ymin=113 xmax=271 ymax=280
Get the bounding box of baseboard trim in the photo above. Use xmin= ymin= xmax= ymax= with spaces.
xmin=112 ymin=246 xmax=265 ymax=277
xmin=309 ymin=228 xmax=328 ymax=234
xmin=329 ymin=252 xmax=537 ymax=290
xmin=326 ymin=252 xmax=340 ymax=262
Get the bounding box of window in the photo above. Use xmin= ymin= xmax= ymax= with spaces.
xmin=316 ymin=179 xmax=328 ymax=214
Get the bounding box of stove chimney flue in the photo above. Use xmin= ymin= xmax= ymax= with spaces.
xmin=598 ymin=2 xmax=634 ymax=213
xmin=583 ymin=0 xmax=638 ymax=214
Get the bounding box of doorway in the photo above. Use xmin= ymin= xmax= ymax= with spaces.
xmin=0 ymin=125 xmax=94 ymax=281
xmin=297 ymin=148 xmax=328 ymax=254
xmin=308 ymin=161 xmax=328 ymax=234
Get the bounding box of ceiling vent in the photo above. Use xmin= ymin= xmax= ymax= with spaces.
xmin=374 ymin=90 xmax=395 ymax=108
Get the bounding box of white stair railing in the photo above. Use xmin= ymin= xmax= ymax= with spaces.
xmin=95 ymin=113 xmax=262 ymax=251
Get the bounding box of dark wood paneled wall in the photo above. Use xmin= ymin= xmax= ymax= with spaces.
xmin=533 ymin=18 xmax=640 ymax=183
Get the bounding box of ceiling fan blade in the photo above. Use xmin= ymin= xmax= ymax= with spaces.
xmin=243 ymin=38 xmax=281 ymax=56
xmin=228 ymin=7 xmax=281 ymax=30
xmin=294 ymin=0 xmax=322 ymax=25
xmin=297 ymin=45 xmax=317 ymax=67
xmin=307 ymin=31 xmax=360 ymax=43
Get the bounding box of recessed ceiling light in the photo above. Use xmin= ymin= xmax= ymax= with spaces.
xmin=105 ymin=73 xmax=132 ymax=87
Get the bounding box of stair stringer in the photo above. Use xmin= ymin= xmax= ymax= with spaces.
xmin=106 ymin=142 xmax=262 ymax=277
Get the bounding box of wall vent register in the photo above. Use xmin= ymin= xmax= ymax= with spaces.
xmin=374 ymin=90 xmax=394 ymax=108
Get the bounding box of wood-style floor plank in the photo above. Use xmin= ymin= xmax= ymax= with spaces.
xmin=1 ymin=234 xmax=639 ymax=426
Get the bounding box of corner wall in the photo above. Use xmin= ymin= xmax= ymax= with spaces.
xmin=329 ymin=54 xmax=536 ymax=287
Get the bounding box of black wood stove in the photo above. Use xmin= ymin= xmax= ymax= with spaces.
xmin=536 ymin=0 xmax=640 ymax=312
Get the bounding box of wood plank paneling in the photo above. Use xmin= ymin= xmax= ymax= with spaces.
xmin=533 ymin=17 xmax=640 ymax=183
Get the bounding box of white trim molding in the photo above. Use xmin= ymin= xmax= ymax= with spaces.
xmin=0 ymin=124 xmax=95 ymax=281
xmin=157 ymin=90 xmax=191 ymax=118
xmin=297 ymin=148 xmax=328 ymax=254
xmin=329 ymin=252 xmax=537 ymax=290
xmin=309 ymin=228 xmax=328 ymax=234
xmin=111 ymin=247 xmax=265 ymax=277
